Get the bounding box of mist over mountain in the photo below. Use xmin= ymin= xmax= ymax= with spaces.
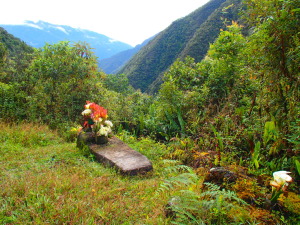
xmin=0 ymin=21 xmax=133 ymax=60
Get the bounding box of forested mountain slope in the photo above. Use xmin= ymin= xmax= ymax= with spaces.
xmin=118 ymin=0 xmax=243 ymax=93
xmin=99 ymin=36 xmax=153 ymax=74
xmin=0 ymin=27 xmax=34 ymax=84
xmin=0 ymin=27 xmax=34 ymax=58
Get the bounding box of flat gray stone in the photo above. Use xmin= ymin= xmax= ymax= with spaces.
xmin=78 ymin=134 xmax=153 ymax=175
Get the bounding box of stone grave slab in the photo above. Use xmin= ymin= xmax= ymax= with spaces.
xmin=77 ymin=134 xmax=153 ymax=175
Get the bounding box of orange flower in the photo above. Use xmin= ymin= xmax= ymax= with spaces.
xmin=84 ymin=101 xmax=108 ymax=120
xmin=81 ymin=101 xmax=112 ymax=136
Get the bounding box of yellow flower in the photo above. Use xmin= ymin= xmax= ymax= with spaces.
xmin=85 ymin=102 xmax=92 ymax=109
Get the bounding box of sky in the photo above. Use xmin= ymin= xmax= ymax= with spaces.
xmin=0 ymin=0 xmax=210 ymax=46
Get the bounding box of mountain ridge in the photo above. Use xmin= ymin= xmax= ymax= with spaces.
xmin=0 ymin=20 xmax=133 ymax=60
xmin=117 ymin=0 xmax=243 ymax=93
xmin=99 ymin=36 xmax=154 ymax=74
xmin=0 ymin=27 xmax=34 ymax=58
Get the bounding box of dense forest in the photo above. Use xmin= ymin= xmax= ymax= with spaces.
xmin=1 ymin=0 xmax=299 ymax=224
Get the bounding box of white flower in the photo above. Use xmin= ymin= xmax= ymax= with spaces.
xmin=81 ymin=109 xmax=92 ymax=116
xmin=273 ymin=171 xmax=292 ymax=185
xmin=104 ymin=120 xmax=113 ymax=127
xmin=270 ymin=171 xmax=293 ymax=191
xmin=97 ymin=125 xmax=110 ymax=136
xmin=107 ymin=127 xmax=112 ymax=133
xmin=85 ymin=103 xmax=92 ymax=109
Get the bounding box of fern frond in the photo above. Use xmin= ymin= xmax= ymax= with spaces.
xmin=201 ymin=185 xmax=248 ymax=206
xmin=163 ymin=164 xmax=194 ymax=175
xmin=157 ymin=172 xmax=198 ymax=194
xmin=203 ymin=182 xmax=221 ymax=191
xmin=162 ymin=159 xmax=181 ymax=165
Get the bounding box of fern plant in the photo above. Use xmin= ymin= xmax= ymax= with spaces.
xmin=157 ymin=163 xmax=251 ymax=225
xmin=157 ymin=161 xmax=198 ymax=194
xmin=200 ymin=182 xmax=249 ymax=225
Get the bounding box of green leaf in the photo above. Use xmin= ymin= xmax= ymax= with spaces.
xmin=252 ymin=141 xmax=260 ymax=169
xmin=295 ymin=159 xmax=300 ymax=176
xmin=263 ymin=121 xmax=278 ymax=145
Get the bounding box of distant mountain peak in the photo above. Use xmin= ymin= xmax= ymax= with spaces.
xmin=0 ymin=21 xmax=133 ymax=59
xmin=23 ymin=20 xmax=73 ymax=35
xmin=23 ymin=20 xmax=43 ymax=30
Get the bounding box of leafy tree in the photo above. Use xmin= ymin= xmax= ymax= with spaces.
xmin=244 ymin=0 xmax=300 ymax=131
xmin=152 ymin=22 xmax=248 ymax=139
xmin=164 ymin=56 xmax=206 ymax=92
xmin=26 ymin=41 xmax=102 ymax=127
xmin=103 ymin=73 xmax=134 ymax=94
xmin=0 ymin=42 xmax=7 ymax=68
xmin=204 ymin=22 xmax=247 ymax=105
xmin=239 ymin=0 xmax=300 ymax=170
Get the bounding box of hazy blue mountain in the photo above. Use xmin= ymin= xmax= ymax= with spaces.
xmin=99 ymin=36 xmax=154 ymax=74
xmin=0 ymin=21 xmax=133 ymax=59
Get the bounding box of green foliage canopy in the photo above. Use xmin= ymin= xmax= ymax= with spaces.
xmin=244 ymin=0 xmax=300 ymax=125
xmin=25 ymin=41 xmax=102 ymax=126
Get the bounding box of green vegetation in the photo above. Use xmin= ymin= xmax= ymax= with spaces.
xmin=0 ymin=123 xmax=170 ymax=224
xmin=0 ymin=0 xmax=299 ymax=223
xmin=118 ymin=0 xmax=243 ymax=93
xmin=1 ymin=124 xmax=299 ymax=224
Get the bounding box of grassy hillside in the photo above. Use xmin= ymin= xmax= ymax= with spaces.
xmin=0 ymin=27 xmax=34 ymax=88
xmin=0 ymin=123 xmax=171 ymax=224
xmin=179 ymin=0 xmax=243 ymax=62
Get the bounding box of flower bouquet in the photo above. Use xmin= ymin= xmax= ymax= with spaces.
xmin=81 ymin=101 xmax=113 ymax=144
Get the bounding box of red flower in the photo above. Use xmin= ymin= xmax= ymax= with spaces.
xmin=84 ymin=101 xmax=108 ymax=120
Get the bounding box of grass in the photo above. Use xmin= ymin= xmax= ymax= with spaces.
xmin=0 ymin=123 xmax=171 ymax=224
xmin=1 ymin=123 xmax=299 ymax=224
